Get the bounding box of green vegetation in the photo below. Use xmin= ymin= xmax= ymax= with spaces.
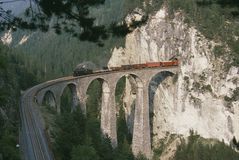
xmin=115 ymin=77 xmax=134 ymax=145
xmin=167 ymin=0 xmax=239 ymax=67
xmin=0 ymin=43 xmax=38 ymax=160
xmin=152 ymin=137 xmax=169 ymax=159
xmin=224 ymin=87 xmax=239 ymax=102
xmin=214 ymin=45 xmax=226 ymax=57
xmin=2 ymin=0 xmax=151 ymax=43
xmin=135 ymin=154 xmax=148 ymax=160
xmin=174 ymin=131 xmax=239 ymax=160
xmin=115 ymin=77 xmax=126 ymax=103
xmin=60 ymin=86 xmax=74 ymax=113
xmin=192 ymin=81 xmax=201 ymax=91
xmin=201 ymin=84 xmax=213 ymax=92
xmin=173 ymin=73 xmax=178 ymax=84
xmin=192 ymin=81 xmax=213 ymax=93
xmin=86 ymin=80 xmax=102 ymax=119
xmin=71 ymin=145 xmax=99 ymax=160
xmin=232 ymin=136 xmax=239 ymax=150
xmin=151 ymin=132 xmax=239 ymax=160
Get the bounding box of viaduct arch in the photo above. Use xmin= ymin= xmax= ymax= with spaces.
xmin=42 ymin=90 xmax=56 ymax=109
xmin=148 ymin=71 xmax=176 ymax=146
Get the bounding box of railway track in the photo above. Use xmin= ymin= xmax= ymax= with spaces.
xmin=20 ymin=88 xmax=54 ymax=160
xmin=19 ymin=75 xmax=80 ymax=160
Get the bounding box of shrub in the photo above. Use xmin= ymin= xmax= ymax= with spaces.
xmin=214 ymin=45 xmax=225 ymax=57
xmin=174 ymin=132 xmax=239 ymax=160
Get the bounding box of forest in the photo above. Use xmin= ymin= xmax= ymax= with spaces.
xmin=0 ymin=44 xmax=37 ymax=160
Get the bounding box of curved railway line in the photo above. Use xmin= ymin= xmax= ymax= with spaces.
xmin=20 ymin=76 xmax=88 ymax=160
xmin=20 ymin=87 xmax=55 ymax=160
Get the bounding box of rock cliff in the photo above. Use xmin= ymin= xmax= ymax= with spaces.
xmin=108 ymin=7 xmax=239 ymax=147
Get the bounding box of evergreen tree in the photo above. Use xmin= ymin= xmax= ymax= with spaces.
xmin=71 ymin=145 xmax=99 ymax=160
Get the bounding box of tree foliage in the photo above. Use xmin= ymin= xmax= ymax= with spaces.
xmin=0 ymin=0 xmax=148 ymax=44
xmin=0 ymin=43 xmax=38 ymax=160
xmin=174 ymin=131 xmax=239 ymax=160
xmin=71 ymin=145 xmax=99 ymax=160
xmin=0 ymin=0 xmax=107 ymax=41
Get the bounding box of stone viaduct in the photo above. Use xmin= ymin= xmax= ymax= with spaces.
xmin=34 ymin=67 xmax=178 ymax=158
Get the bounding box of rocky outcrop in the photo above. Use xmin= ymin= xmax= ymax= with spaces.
xmin=108 ymin=7 xmax=239 ymax=147
xmin=1 ymin=29 xmax=12 ymax=45
xmin=125 ymin=8 xmax=147 ymax=31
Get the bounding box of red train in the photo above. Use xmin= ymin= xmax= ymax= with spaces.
xmin=110 ymin=59 xmax=179 ymax=71
xmin=73 ymin=60 xmax=179 ymax=76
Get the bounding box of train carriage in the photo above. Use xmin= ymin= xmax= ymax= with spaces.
xmin=145 ymin=62 xmax=162 ymax=68
xmin=131 ymin=63 xmax=147 ymax=69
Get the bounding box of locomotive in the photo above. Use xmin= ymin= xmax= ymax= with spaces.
xmin=73 ymin=62 xmax=95 ymax=76
xmin=73 ymin=67 xmax=93 ymax=76
xmin=73 ymin=59 xmax=179 ymax=77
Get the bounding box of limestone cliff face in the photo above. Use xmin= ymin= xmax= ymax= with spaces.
xmin=108 ymin=7 xmax=239 ymax=146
